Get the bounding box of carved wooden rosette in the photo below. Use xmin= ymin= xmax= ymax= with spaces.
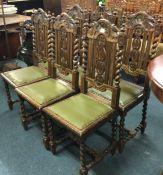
xmin=31 ymin=8 xmax=50 ymax=65
xmin=122 ymin=11 xmax=156 ymax=77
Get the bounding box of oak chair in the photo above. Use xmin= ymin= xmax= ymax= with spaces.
xmin=1 ymin=9 xmax=50 ymax=110
xmin=107 ymin=0 xmax=163 ymax=15
xmin=15 ymin=13 xmax=80 ymax=132
xmin=118 ymin=11 xmax=159 ymax=152
xmin=42 ymin=18 xmax=124 ymax=175
xmin=88 ymin=11 xmax=159 ymax=153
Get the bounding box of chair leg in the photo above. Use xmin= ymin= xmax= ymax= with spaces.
xmin=119 ymin=114 xmax=126 ymax=153
xmin=47 ymin=118 xmax=56 ymax=155
xmin=80 ymin=142 xmax=88 ymax=175
xmin=140 ymin=97 xmax=148 ymax=134
xmin=111 ymin=118 xmax=117 ymax=155
xmin=19 ymin=96 xmax=28 ymax=130
xmin=3 ymin=79 xmax=13 ymax=110
xmin=41 ymin=114 xmax=49 ymax=150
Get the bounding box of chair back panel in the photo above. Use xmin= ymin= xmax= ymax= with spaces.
xmin=66 ymin=5 xmax=86 ymax=40
xmin=86 ymin=19 xmax=119 ymax=92
xmin=90 ymin=5 xmax=123 ymax=27
xmin=53 ymin=13 xmax=78 ymax=75
xmin=31 ymin=8 xmax=50 ymax=65
xmin=122 ymin=12 xmax=155 ymax=76
xmin=67 ymin=4 xmax=84 ymax=19
xmin=66 ymin=5 xmax=90 ymax=65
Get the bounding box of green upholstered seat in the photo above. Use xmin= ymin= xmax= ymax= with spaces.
xmin=57 ymin=66 xmax=82 ymax=83
xmin=2 ymin=66 xmax=48 ymax=87
xmin=38 ymin=62 xmax=48 ymax=70
xmin=89 ymin=80 xmax=143 ymax=108
xmin=156 ymin=43 xmax=163 ymax=57
xmin=58 ymin=73 xmax=72 ymax=83
xmin=44 ymin=94 xmax=114 ymax=136
xmin=16 ymin=78 xmax=73 ymax=109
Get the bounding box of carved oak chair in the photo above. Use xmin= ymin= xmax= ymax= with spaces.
xmin=0 ymin=9 xmax=50 ymax=110
xmin=42 ymin=18 xmax=124 ymax=175
xmin=89 ymin=11 xmax=159 ymax=153
xmin=15 ymin=13 xmax=80 ymax=131
xmin=118 ymin=11 xmax=159 ymax=152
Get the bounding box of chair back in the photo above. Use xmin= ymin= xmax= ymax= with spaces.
xmin=122 ymin=11 xmax=156 ymax=77
xmin=66 ymin=5 xmax=90 ymax=65
xmin=90 ymin=5 xmax=123 ymax=27
xmin=81 ymin=18 xmax=124 ymax=108
xmin=66 ymin=4 xmax=84 ymax=19
xmin=49 ymin=13 xmax=79 ymax=91
xmin=31 ymin=8 xmax=50 ymax=66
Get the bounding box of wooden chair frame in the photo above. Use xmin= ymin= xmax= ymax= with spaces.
xmin=42 ymin=18 xmax=125 ymax=175
xmin=118 ymin=11 xmax=160 ymax=152
xmin=16 ymin=13 xmax=80 ymax=132
xmin=1 ymin=8 xmax=51 ymax=111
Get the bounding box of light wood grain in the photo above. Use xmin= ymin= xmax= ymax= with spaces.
xmin=0 ymin=14 xmax=30 ymax=29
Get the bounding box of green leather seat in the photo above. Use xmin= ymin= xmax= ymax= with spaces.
xmin=1 ymin=66 xmax=48 ymax=87
xmin=38 ymin=62 xmax=48 ymax=70
xmin=43 ymin=94 xmax=114 ymax=136
xmin=16 ymin=78 xmax=74 ymax=109
xmin=89 ymin=80 xmax=143 ymax=109
xmin=58 ymin=73 xmax=72 ymax=83
xmin=57 ymin=66 xmax=82 ymax=83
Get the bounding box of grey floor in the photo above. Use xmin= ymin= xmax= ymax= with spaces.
xmin=0 ymin=76 xmax=163 ymax=175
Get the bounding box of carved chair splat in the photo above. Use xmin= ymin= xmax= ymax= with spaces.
xmin=66 ymin=4 xmax=90 ymax=65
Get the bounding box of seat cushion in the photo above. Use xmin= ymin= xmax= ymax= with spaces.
xmin=2 ymin=66 xmax=48 ymax=87
xmin=38 ymin=62 xmax=48 ymax=70
xmin=58 ymin=73 xmax=72 ymax=83
xmin=57 ymin=66 xmax=82 ymax=84
xmin=44 ymin=94 xmax=114 ymax=136
xmin=89 ymin=80 xmax=143 ymax=108
xmin=16 ymin=78 xmax=73 ymax=108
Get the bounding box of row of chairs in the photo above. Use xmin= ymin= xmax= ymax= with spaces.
xmin=65 ymin=4 xmax=162 ymax=48
xmin=107 ymin=0 xmax=163 ymax=15
xmin=0 ymin=6 xmax=161 ymax=175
